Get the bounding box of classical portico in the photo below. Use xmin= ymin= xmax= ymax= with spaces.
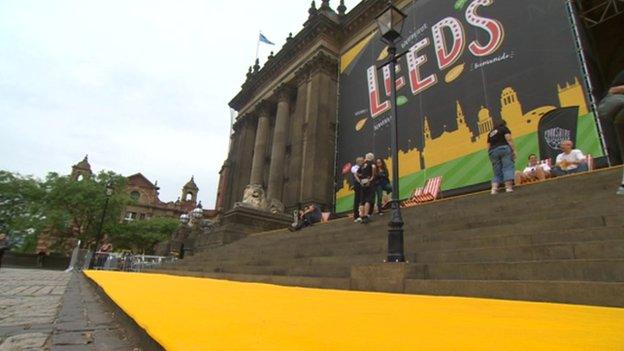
xmin=215 ymin=2 xmax=345 ymax=214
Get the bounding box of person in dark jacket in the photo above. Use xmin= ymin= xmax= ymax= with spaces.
xmin=289 ymin=203 xmax=322 ymax=231
xmin=597 ymin=69 xmax=624 ymax=194
xmin=487 ymin=120 xmax=516 ymax=194
xmin=0 ymin=233 xmax=8 ymax=270
xmin=373 ymin=158 xmax=392 ymax=215
xmin=355 ymin=153 xmax=376 ymax=223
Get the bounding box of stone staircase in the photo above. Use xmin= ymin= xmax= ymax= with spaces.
xmin=153 ymin=167 xmax=624 ymax=307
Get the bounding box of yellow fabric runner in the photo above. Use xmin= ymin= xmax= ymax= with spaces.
xmin=85 ymin=271 xmax=624 ymax=351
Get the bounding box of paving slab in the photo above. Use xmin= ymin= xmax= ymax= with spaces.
xmin=0 ymin=268 xmax=142 ymax=350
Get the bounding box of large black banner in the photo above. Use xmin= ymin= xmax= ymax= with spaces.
xmin=335 ymin=0 xmax=602 ymax=212
xmin=538 ymin=107 xmax=579 ymax=163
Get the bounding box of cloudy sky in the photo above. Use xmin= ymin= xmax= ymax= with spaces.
xmin=0 ymin=0 xmax=360 ymax=206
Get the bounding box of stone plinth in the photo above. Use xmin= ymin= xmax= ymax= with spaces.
xmin=350 ymin=263 xmax=407 ymax=293
xmin=195 ymin=207 xmax=292 ymax=251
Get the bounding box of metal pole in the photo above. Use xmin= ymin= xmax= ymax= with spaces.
xmin=88 ymin=196 xmax=110 ymax=269
xmin=387 ymin=43 xmax=405 ymax=263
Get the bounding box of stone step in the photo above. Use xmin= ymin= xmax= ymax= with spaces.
xmin=150 ymin=268 xmax=623 ymax=307
xmin=154 ymin=168 xmax=624 ymax=307
xmin=404 ymin=280 xmax=624 ymax=307
xmin=208 ymin=262 xmax=352 ymax=278
xmin=183 ymin=214 xmax=619 ymax=263
xmin=174 ymin=239 xmax=624 ymax=280
xmin=411 ymin=240 xmax=624 ymax=263
xmin=150 ymin=269 xmax=351 ymax=290
xmin=409 ymin=226 xmax=624 ymax=252
xmin=407 ymin=259 xmax=624 ymax=282
xmin=180 ymin=233 xmax=624 ymax=268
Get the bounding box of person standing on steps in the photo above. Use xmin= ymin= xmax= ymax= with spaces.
xmin=0 ymin=233 xmax=8 ymax=270
xmin=597 ymin=69 xmax=624 ymax=194
xmin=373 ymin=158 xmax=392 ymax=215
xmin=487 ymin=120 xmax=516 ymax=194
xmin=355 ymin=153 xmax=376 ymax=223
xmin=351 ymin=157 xmax=364 ymax=223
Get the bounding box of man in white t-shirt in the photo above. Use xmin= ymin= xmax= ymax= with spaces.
xmin=552 ymin=140 xmax=588 ymax=177
xmin=515 ymin=154 xmax=551 ymax=184
xmin=351 ymin=157 xmax=364 ymax=222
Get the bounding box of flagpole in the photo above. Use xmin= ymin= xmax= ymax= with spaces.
xmin=255 ymin=31 xmax=261 ymax=61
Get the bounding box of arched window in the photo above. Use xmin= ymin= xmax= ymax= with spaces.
xmin=130 ymin=191 xmax=140 ymax=201
xmin=185 ymin=192 xmax=193 ymax=201
xmin=76 ymin=174 xmax=84 ymax=181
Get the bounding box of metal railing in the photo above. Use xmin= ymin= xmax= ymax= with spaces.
xmin=65 ymin=245 xmax=177 ymax=272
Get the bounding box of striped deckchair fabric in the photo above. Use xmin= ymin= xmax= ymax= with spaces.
xmin=414 ymin=176 xmax=442 ymax=203
xmin=400 ymin=187 xmax=423 ymax=208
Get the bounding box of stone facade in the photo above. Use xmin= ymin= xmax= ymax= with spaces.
xmin=69 ymin=156 xmax=215 ymax=222
xmin=217 ymin=0 xmax=393 ymax=213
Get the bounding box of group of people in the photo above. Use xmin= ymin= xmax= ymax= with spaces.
xmin=489 ymin=68 xmax=624 ymax=195
xmin=487 ymin=119 xmax=593 ymax=194
xmin=350 ymin=153 xmax=392 ymax=224
xmin=290 ymin=152 xmax=392 ymax=230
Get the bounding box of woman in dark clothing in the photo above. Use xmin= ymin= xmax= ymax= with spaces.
xmin=374 ymin=158 xmax=392 ymax=214
xmin=355 ymin=153 xmax=376 ymax=223
xmin=487 ymin=120 xmax=516 ymax=194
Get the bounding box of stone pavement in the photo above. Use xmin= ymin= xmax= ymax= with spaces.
xmin=0 ymin=268 xmax=144 ymax=351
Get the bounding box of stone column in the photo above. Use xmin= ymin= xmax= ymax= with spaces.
xmin=299 ymin=52 xmax=339 ymax=208
xmin=266 ymin=85 xmax=292 ymax=201
xmin=249 ymin=103 xmax=271 ymax=186
xmin=216 ymin=160 xmax=230 ymax=211
xmin=227 ymin=116 xmax=256 ymax=207
xmin=284 ymin=70 xmax=308 ymax=209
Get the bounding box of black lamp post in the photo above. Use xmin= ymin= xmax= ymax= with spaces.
xmin=88 ymin=180 xmax=114 ymax=269
xmin=375 ymin=1 xmax=407 ymax=263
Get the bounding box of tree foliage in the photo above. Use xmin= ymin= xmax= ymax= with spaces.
xmin=1 ymin=169 xmax=182 ymax=254
xmin=42 ymin=171 xmax=130 ymax=249
xmin=108 ymin=217 xmax=179 ymax=254
xmin=0 ymin=171 xmax=46 ymax=251
xmin=0 ymin=170 xmax=134 ymax=252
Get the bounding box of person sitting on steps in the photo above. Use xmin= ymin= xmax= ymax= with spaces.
xmin=515 ymin=154 xmax=551 ymax=185
xmin=552 ymin=140 xmax=588 ymax=177
xmin=289 ymin=203 xmax=322 ymax=231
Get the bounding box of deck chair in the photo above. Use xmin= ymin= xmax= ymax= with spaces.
xmin=413 ymin=176 xmax=443 ymax=203
xmin=399 ymin=187 xmax=424 ymax=208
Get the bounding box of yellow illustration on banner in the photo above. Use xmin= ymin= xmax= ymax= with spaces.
xmin=335 ymin=77 xmax=588 ymax=198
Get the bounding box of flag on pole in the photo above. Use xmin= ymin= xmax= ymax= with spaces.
xmin=259 ymin=33 xmax=275 ymax=45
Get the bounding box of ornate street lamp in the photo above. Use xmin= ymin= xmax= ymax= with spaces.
xmin=375 ymin=1 xmax=407 ymax=263
xmin=179 ymin=213 xmax=190 ymax=225
xmin=88 ymin=180 xmax=114 ymax=269
xmin=191 ymin=207 xmax=204 ymax=220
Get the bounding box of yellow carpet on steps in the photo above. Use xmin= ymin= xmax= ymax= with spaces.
xmin=85 ymin=271 xmax=624 ymax=351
